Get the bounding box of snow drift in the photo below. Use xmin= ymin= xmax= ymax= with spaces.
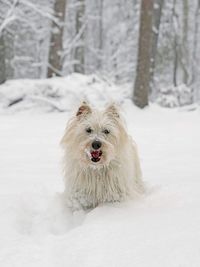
xmin=0 ymin=74 xmax=130 ymax=113
xmin=0 ymin=75 xmax=200 ymax=266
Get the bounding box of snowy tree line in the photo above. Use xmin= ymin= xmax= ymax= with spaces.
xmin=0 ymin=0 xmax=200 ymax=108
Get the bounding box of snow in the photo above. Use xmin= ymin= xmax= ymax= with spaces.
xmin=156 ymin=84 xmax=194 ymax=108
xmin=0 ymin=74 xmax=129 ymax=113
xmin=0 ymin=76 xmax=200 ymax=266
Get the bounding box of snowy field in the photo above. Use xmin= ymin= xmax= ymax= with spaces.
xmin=0 ymin=77 xmax=200 ymax=267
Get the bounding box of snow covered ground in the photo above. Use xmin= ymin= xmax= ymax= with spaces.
xmin=0 ymin=74 xmax=130 ymax=113
xmin=0 ymin=77 xmax=200 ymax=267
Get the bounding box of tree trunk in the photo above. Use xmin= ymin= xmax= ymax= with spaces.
xmin=150 ymin=0 xmax=164 ymax=95
xmin=74 ymin=0 xmax=85 ymax=74
xmin=133 ymin=0 xmax=154 ymax=108
xmin=0 ymin=34 xmax=6 ymax=84
xmin=182 ymin=0 xmax=189 ymax=84
xmin=173 ymin=36 xmax=178 ymax=87
xmin=97 ymin=0 xmax=103 ymax=70
xmin=191 ymin=0 xmax=200 ymax=85
xmin=172 ymin=0 xmax=178 ymax=87
xmin=47 ymin=0 xmax=66 ymax=78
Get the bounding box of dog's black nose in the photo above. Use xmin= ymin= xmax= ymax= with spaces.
xmin=92 ymin=140 xmax=102 ymax=150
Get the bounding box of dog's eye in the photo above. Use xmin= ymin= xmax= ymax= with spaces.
xmin=86 ymin=127 xmax=93 ymax=134
xmin=103 ymin=129 xmax=110 ymax=135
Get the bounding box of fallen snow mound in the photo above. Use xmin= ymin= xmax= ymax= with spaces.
xmin=156 ymin=84 xmax=193 ymax=107
xmin=0 ymin=74 xmax=130 ymax=113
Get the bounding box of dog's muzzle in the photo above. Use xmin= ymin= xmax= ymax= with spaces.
xmin=90 ymin=150 xmax=102 ymax=162
xmin=92 ymin=140 xmax=102 ymax=150
xmin=85 ymin=140 xmax=103 ymax=163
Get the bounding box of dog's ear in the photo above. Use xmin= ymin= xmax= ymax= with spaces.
xmin=76 ymin=102 xmax=92 ymax=117
xmin=105 ymin=103 xmax=120 ymax=118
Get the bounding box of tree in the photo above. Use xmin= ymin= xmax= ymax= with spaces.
xmin=47 ymin=0 xmax=66 ymax=77
xmin=0 ymin=34 xmax=6 ymax=84
xmin=133 ymin=0 xmax=154 ymax=108
xmin=96 ymin=0 xmax=103 ymax=71
xmin=172 ymin=0 xmax=178 ymax=87
xmin=192 ymin=0 xmax=200 ymax=85
xmin=0 ymin=0 xmax=19 ymax=82
xmin=74 ymin=0 xmax=85 ymax=73
xmin=150 ymin=0 xmax=164 ymax=94
xmin=182 ymin=0 xmax=189 ymax=84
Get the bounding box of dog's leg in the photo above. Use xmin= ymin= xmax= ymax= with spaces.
xmin=131 ymin=141 xmax=145 ymax=193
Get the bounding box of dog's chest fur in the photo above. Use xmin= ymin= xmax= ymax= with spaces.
xmin=65 ymin=160 xmax=131 ymax=210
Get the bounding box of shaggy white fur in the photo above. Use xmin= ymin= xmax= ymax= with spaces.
xmin=61 ymin=103 xmax=144 ymax=210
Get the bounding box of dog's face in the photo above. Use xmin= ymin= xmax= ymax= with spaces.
xmin=62 ymin=103 xmax=127 ymax=167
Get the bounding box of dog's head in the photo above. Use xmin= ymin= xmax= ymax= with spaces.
xmin=61 ymin=102 xmax=128 ymax=167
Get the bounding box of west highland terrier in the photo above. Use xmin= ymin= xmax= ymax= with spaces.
xmin=61 ymin=102 xmax=144 ymax=211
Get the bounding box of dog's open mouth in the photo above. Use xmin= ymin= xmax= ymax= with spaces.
xmin=90 ymin=150 xmax=102 ymax=163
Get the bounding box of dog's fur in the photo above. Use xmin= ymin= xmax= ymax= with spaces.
xmin=61 ymin=102 xmax=144 ymax=210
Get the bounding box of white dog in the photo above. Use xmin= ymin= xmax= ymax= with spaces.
xmin=61 ymin=102 xmax=144 ymax=210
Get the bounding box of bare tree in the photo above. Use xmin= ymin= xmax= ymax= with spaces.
xmin=133 ymin=0 xmax=154 ymax=108
xmin=0 ymin=34 xmax=6 ymax=84
xmin=191 ymin=0 xmax=200 ymax=85
xmin=172 ymin=0 xmax=178 ymax=87
xmin=47 ymin=0 xmax=66 ymax=77
xmin=0 ymin=0 xmax=19 ymax=82
xmin=182 ymin=0 xmax=189 ymax=84
xmin=171 ymin=0 xmax=189 ymax=87
xmin=97 ymin=0 xmax=103 ymax=70
xmin=150 ymin=0 xmax=164 ymax=94
xmin=74 ymin=0 xmax=85 ymax=74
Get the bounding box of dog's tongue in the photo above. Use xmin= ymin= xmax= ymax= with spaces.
xmin=91 ymin=150 xmax=101 ymax=159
